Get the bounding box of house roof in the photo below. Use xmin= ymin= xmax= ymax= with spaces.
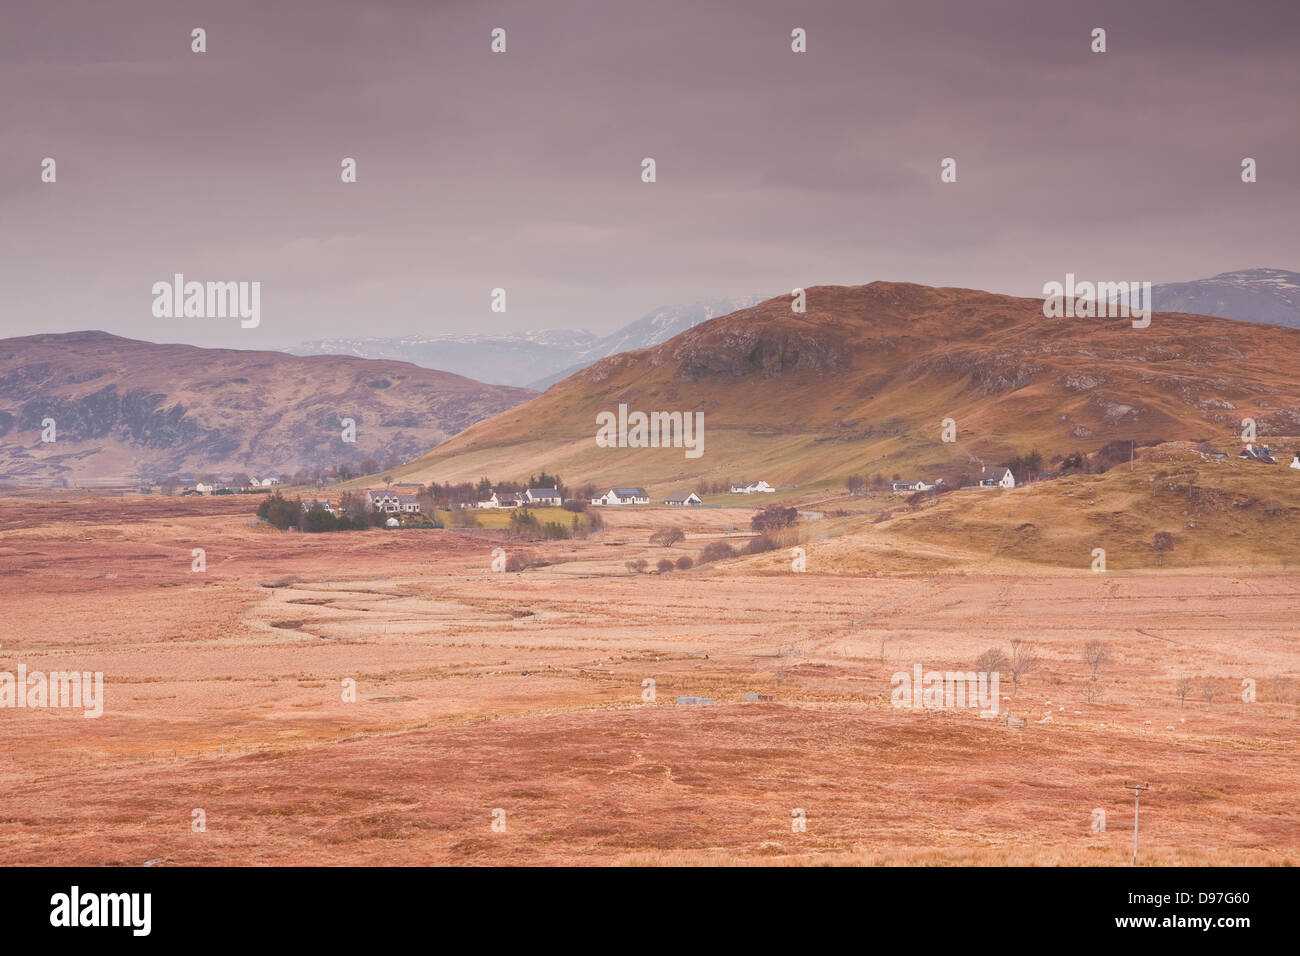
xmin=613 ymin=487 xmax=648 ymax=497
xmin=981 ymin=467 xmax=1012 ymax=480
xmin=527 ymin=488 xmax=561 ymax=496
xmin=1241 ymin=444 xmax=1277 ymax=462
xmin=396 ymin=494 xmax=420 ymax=505
xmin=665 ymin=491 xmax=699 ymax=502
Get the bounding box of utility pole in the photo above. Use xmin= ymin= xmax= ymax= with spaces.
xmin=1125 ymin=782 xmax=1149 ymax=865
xmin=1130 ymin=440 xmax=1135 ymax=471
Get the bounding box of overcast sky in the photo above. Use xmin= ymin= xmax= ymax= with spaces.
xmin=2 ymin=0 xmax=1297 ymax=350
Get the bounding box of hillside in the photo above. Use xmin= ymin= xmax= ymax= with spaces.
xmin=377 ymin=282 xmax=1300 ymax=495
xmin=753 ymin=441 xmax=1300 ymax=574
xmin=0 ymin=332 xmax=533 ymax=485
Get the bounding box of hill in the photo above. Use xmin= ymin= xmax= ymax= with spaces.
xmin=376 ymin=282 xmax=1300 ymax=495
xmin=770 ymin=441 xmax=1300 ymax=574
xmin=0 ymin=332 xmax=533 ymax=485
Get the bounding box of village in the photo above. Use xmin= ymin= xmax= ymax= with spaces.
xmin=156 ymin=441 xmax=1300 ymax=533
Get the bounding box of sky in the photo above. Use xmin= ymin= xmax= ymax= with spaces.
xmin=2 ymin=0 xmax=1297 ymax=350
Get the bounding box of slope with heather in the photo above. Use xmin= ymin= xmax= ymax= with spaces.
xmin=381 ymin=282 xmax=1300 ymax=493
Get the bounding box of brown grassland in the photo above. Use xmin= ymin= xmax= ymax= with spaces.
xmin=1 ymin=478 xmax=1296 ymax=866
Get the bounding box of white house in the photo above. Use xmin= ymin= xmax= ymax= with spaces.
xmin=302 ymin=499 xmax=335 ymax=514
xmin=664 ymin=491 xmax=703 ymax=506
xmin=1291 ymin=454 xmax=1300 ymax=470
xmin=395 ymin=494 xmax=421 ymax=514
xmin=592 ymin=487 xmax=650 ymax=506
xmin=730 ymin=480 xmax=775 ymax=494
xmin=524 ymin=487 xmax=563 ymax=506
xmin=366 ymin=489 xmax=401 ymax=513
xmin=978 ymin=467 xmax=1015 ymax=489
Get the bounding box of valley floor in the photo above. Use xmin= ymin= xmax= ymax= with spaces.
xmin=0 ymin=494 xmax=1296 ymax=865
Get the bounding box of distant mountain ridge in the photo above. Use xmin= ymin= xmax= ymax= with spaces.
xmin=1110 ymin=268 xmax=1300 ymax=328
xmin=293 ymin=296 xmax=766 ymax=389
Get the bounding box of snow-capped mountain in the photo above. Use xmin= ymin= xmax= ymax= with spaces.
xmin=293 ymin=296 xmax=766 ymax=388
xmin=1114 ymin=269 xmax=1300 ymax=328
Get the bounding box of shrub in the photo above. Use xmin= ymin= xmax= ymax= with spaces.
xmin=505 ymin=550 xmax=538 ymax=572
xmin=656 ymin=558 xmax=675 ymax=573
xmin=675 ymin=556 xmax=694 ymax=570
xmin=698 ymin=541 xmax=736 ymax=564
xmin=744 ymin=533 xmax=781 ymax=555
xmin=625 ymin=558 xmax=648 ymax=573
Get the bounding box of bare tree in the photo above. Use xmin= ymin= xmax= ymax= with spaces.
xmin=649 ymin=527 xmax=685 ymax=547
xmin=1202 ymin=679 xmax=1220 ymax=708
xmin=975 ymin=647 xmax=1009 ymax=674
xmin=1009 ymin=639 xmax=1039 ymax=693
xmin=1152 ymin=531 xmax=1174 ymax=568
xmin=1175 ymin=677 xmax=1192 ymax=708
xmin=1269 ymin=676 xmax=1294 ymax=704
xmin=1082 ymin=640 xmax=1111 ymax=680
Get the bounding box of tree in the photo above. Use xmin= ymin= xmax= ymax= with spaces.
xmin=257 ymin=493 xmax=303 ymax=531
xmin=975 ymin=647 xmax=1008 ymax=674
xmin=846 ymin=474 xmax=866 ymax=495
xmin=752 ymin=506 xmax=798 ymax=532
xmin=1009 ymin=639 xmax=1039 ymax=692
xmin=1152 ymin=531 xmax=1174 ymax=567
xmin=1269 ymin=676 xmax=1294 ymax=704
xmin=1082 ymin=640 xmax=1111 ymax=680
xmin=1202 ymin=679 xmax=1220 ymax=708
xmin=1176 ymin=677 xmax=1192 ymax=708
xmin=302 ymin=503 xmax=337 ymax=533
xmin=649 ymin=527 xmax=686 ymax=547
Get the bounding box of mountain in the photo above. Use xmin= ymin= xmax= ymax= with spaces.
xmin=293 ymin=296 xmax=766 ymax=389
xmin=291 ymin=330 xmax=599 ymax=390
xmin=1112 ymin=269 xmax=1300 ymax=328
xmin=373 ymin=282 xmax=1300 ymax=493
xmin=524 ymin=296 xmax=767 ymax=390
xmin=0 ymin=332 xmax=533 ymax=486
